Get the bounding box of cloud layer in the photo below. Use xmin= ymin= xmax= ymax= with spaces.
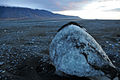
xmin=0 ymin=0 xmax=93 ymax=11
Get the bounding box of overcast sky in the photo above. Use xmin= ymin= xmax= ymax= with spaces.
xmin=0 ymin=0 xmax=120 ymax=19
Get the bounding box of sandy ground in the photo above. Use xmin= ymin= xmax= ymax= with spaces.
xmin=0 ymin=19 xmax=120 ymax=80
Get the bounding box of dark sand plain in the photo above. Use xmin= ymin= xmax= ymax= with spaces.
xmin=0 ymin=19 xmax=120 ymax=80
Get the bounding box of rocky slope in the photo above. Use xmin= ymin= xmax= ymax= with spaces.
xmin=0 ymin=6 xmax=80 ymax=20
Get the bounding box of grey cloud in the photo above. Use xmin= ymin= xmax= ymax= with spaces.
xmin=111 ymin=8 xmax=120 ymax=12
xmin=106 ymin=8 xmax=120 ymax=12
xmin=0 ymin=0 xmax=93 ymax=11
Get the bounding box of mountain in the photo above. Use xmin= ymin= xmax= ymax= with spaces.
xmin=0 ymin=6 xmax=80 ymax=20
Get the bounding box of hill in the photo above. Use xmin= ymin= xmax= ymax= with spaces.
xmin=0 ymin=6 xmax=80 ymax=20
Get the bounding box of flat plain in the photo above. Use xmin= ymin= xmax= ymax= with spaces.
xmin=0 ymin=19 xmax=120 ymax=80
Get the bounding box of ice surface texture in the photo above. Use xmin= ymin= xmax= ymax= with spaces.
xmin=49 ymin=22 xmax=117 ymax=78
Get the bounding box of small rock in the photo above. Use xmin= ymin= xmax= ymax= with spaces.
xmin=4 ymin=30 xmax=7 ymax=32
xmin=0 ymin=70 xmax=5 ymax=73
xmin=106 ymin=41 xmax=109 ymax=43
xmin=0 ymin=62 xmax=4 ymax=66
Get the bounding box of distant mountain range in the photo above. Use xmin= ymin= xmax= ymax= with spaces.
xmin=0 ymin=6 xmax=80 ymax=20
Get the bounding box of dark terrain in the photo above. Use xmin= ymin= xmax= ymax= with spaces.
xmin=0 ymin=19 xmax=120 ymax=80
xmin=0 ymin=6 xmax=79 ymax=20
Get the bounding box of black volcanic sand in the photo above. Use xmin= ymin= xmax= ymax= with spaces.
xmin=0 ymin=19 xmax=120 ymax=80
